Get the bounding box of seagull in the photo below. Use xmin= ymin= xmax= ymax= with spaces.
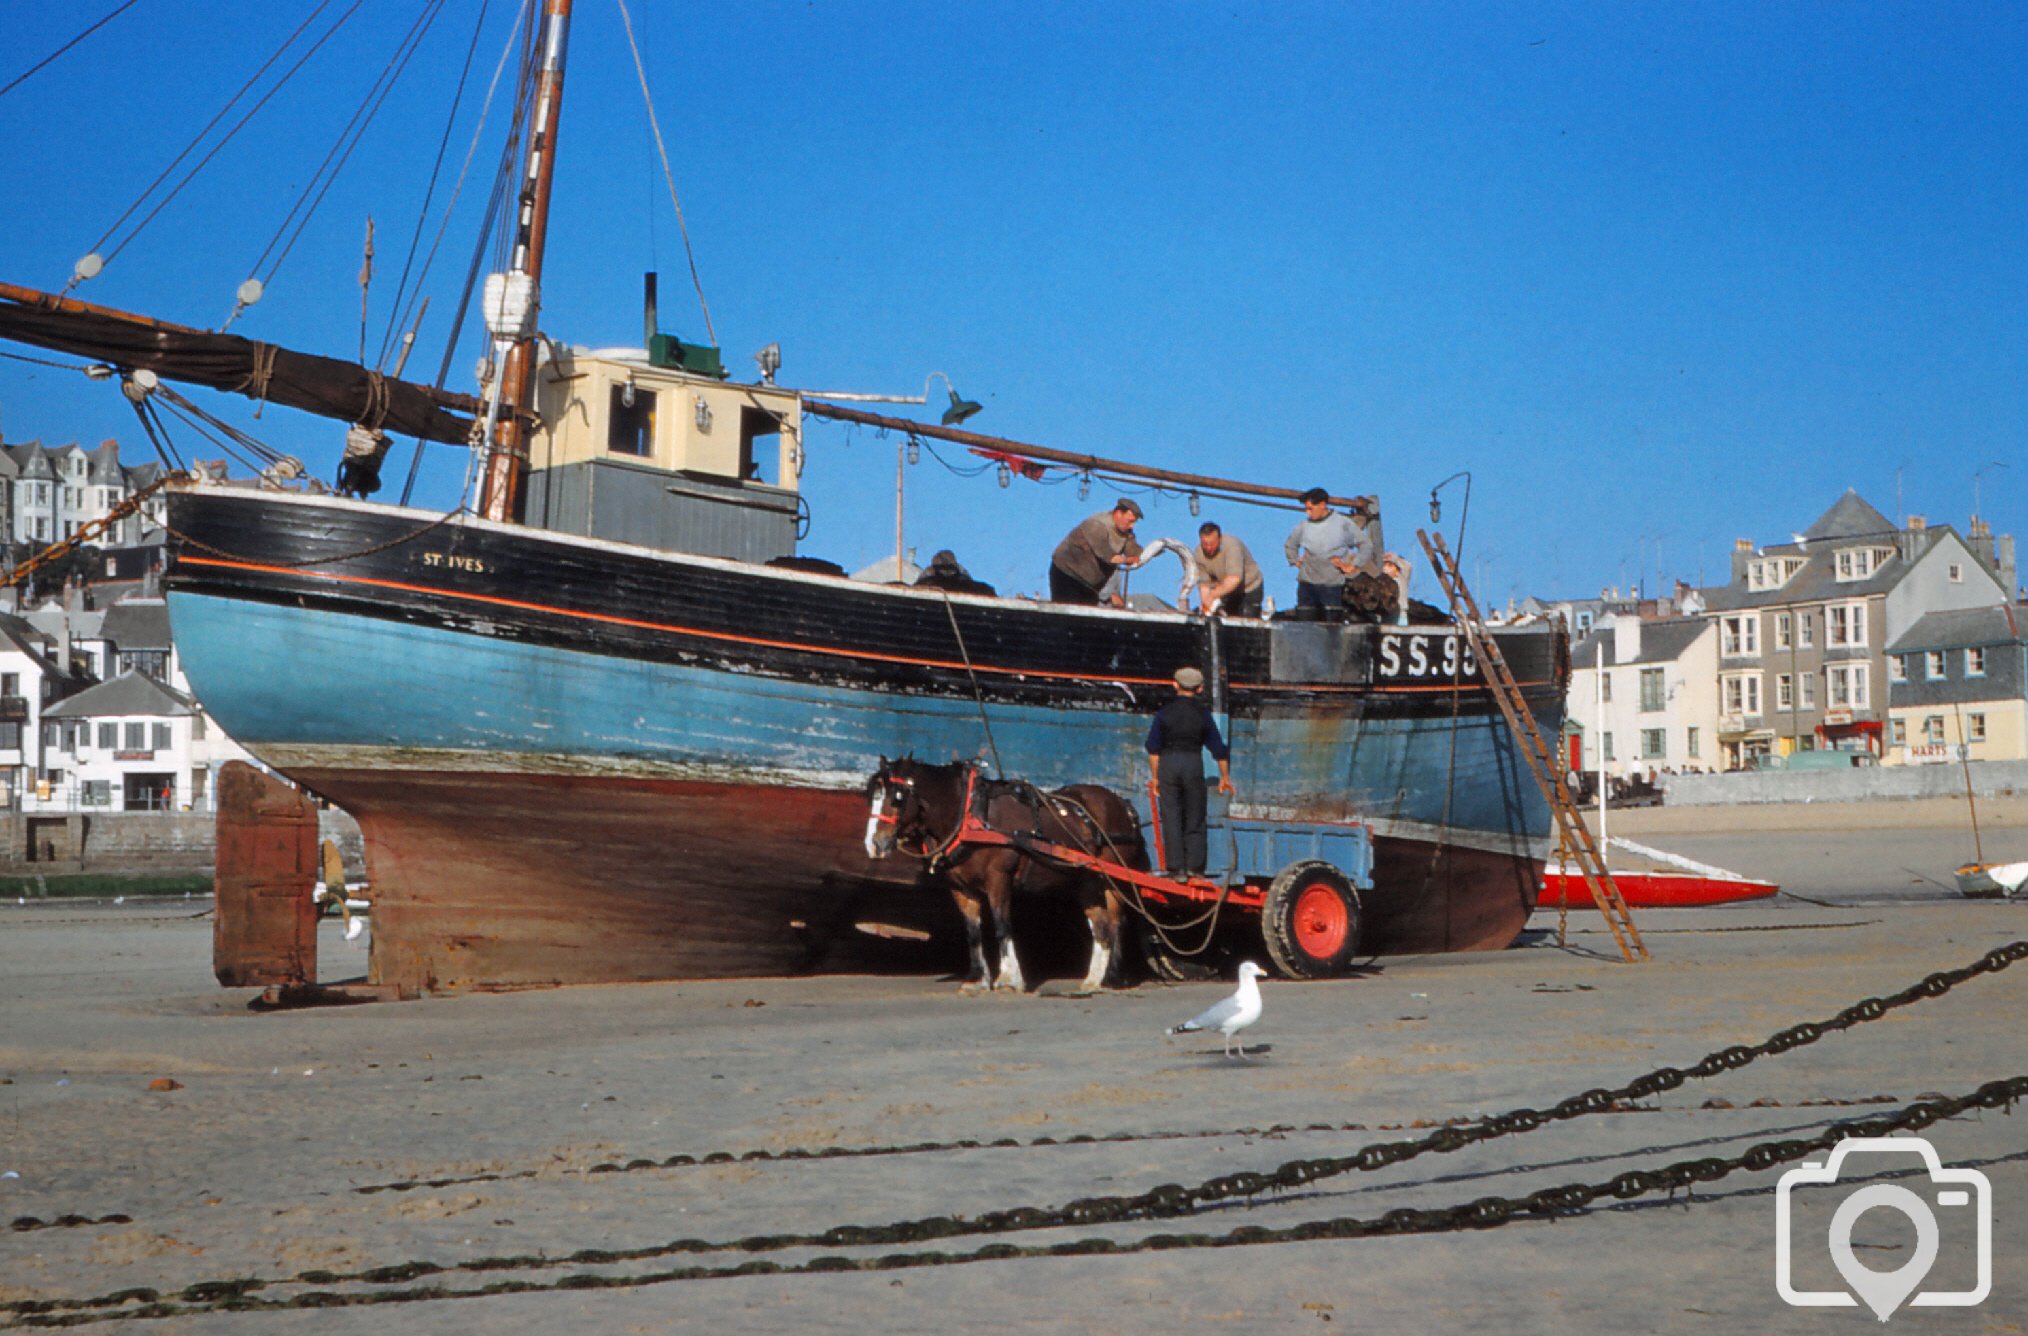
xmin=1167 ymin=961 xmax=1265 ymax=1059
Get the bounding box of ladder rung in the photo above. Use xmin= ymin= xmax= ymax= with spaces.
xmin=1416 ymin=528 xmax=1648 ymax=963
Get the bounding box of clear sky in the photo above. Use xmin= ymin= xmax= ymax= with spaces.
xmin=1 ymin=1 xmax=2022 ymax=608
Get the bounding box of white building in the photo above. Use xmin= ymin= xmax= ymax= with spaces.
xmin=14 ymin=595 xmax=256 ymax=812
xmin=0 ymin=439 xmax=166 ymax=547
xmin=0 ymin=611 xmax=87 ymax=809
xmin=1567 ymin=615 xmax=1721 ymax=782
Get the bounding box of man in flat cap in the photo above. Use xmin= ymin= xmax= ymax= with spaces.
xmin=1145 ymin=665 xmax=1234 ymax=878
xmin=1050 ymin=498 xmax=1143 ymax=606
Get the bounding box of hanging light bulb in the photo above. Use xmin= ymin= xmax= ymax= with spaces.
xmin=906 ymin=438 xmax=920 ymax=466
xmin=997 ymin=462 xmax=1012 ymax=489
xmin=1188 ymin=491 xmax=1201 ymax=516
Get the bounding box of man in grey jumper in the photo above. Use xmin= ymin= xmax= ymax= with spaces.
xmin=1283 ymin=487 xmax=1372 ymax=615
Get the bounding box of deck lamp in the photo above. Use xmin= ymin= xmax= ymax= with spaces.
xmin=941 ymin=386 xmax=983 ymax=426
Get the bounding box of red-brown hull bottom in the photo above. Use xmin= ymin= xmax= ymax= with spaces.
xmin=299 ymin=769 xmax=1539 ymax=989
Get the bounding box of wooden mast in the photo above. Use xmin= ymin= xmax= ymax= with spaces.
xmin=479 ymin=0 xmax=573 ymax=523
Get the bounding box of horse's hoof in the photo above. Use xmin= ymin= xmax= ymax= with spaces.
xmin=959 ymin=981 xmax=987 ymax=995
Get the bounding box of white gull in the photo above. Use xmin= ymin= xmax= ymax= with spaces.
xmin=1166 ymin=961 xmax=1265 ymax=1059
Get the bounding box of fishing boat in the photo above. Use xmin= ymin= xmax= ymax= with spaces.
xmin=0 ymin=5 xmax=1567 ymax=989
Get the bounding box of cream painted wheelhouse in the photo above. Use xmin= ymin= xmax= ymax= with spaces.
xmin=523 ymin=345 xmax=806 ymax=562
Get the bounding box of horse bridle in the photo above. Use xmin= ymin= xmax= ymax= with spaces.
xmin=868 ymin=764 xmax=980 ymax=871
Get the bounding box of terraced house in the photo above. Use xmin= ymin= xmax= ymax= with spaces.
xmin=1886 ymin=606 xmax=2028 ymax=764
xmin=1697 ymin=491 xmax=2012 ymax=769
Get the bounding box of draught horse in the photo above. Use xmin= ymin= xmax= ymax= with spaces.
xmin=865 ymin=757 xmax=1147 ymax=993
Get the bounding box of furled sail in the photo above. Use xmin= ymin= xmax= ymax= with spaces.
xmin=0 ymin=282 xmax=483 ymax=447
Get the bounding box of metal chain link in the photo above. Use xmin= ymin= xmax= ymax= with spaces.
xmin=8 ymin=940 xmax=2025 ymax=1327
xmin=12 ymin=1077 xmax=2022 ymax=1325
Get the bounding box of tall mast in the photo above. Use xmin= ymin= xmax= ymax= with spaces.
xmin=479 ymin=0 xmax=573 ymax=523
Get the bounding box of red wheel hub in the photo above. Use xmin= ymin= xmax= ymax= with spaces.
xmin=1292 ymin=882 xmax=1349 ymax=958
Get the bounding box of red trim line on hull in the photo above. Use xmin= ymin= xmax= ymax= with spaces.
xmin=179 ymin=554 xmax=1553 ymax=696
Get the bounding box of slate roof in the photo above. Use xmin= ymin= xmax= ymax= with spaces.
xmin=41 ymin=670 xmax=196 ymax=719
xmin=1570 ymin=617 xmax=1713 ymax=667
xmin=0 ymin=611 xmax=67 ymax=682
xmin=99 ymin=598 xmax=172 ymax=651
xmin=1698 ymin=491 xmax=1951 ymax=613
xmin=1888 ymin=605 xmax=2028 ymax=654
xmin=1802 ymin=489 xmax=1896 ymax=542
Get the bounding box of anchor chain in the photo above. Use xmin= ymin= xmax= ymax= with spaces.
xmin=8 ymin=939 xmax=2024 ymax=1327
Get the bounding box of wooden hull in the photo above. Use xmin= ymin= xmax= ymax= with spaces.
xmin=165 ymin=485 xmax=1564 ymax=988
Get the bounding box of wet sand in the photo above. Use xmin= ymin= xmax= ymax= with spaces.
xmin=3 ymin=811 xmax=2025 ymax=1333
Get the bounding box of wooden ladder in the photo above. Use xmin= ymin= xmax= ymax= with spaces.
xmin=1416 ymin=529 xmax=1648 ymax=963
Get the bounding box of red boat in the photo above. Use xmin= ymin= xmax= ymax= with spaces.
xmin=1543 ymin=837 xmax=1777 ymax=908
xmin=1542 ymin=866 xmax=1778 ymax=909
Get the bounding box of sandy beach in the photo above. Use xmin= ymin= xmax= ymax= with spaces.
xmin=3 ymin=805 xmax=2025 ymax=1333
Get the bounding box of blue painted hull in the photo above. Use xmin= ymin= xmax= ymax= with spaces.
xmin=165 ymin=486 xmax=1563 ymax=986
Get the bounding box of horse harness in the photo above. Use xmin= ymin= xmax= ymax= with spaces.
xmin=880 ymin=762 xmax=1115 ymax=877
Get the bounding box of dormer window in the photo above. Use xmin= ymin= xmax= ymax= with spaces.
xmin=1747 ymin=557 xmax=1807 ymax=591
xmin=1834 ymin=546 xmax=1892 ymax=581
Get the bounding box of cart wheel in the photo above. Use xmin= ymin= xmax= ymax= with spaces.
xmin=1134 ymin=919 xmax=1222 ymax=983
xmin=1261 ymin=861 xmax=1362 ymax=979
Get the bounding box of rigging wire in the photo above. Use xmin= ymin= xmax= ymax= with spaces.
xmin=0 ymin=0 xmax=145 ymax=102
xmin=375 ymin=0 xmax=496 ymax=371
xmin=400 ymin=0 xmax=542 ymax=506
xmin=231 ymin=0 xmax=452 ymax=325
xmin=74 ymin=0 xmax=358 ymax=286
xmin=614 ymin=0 xmax=717 ymax=345
xmin=151 ymin=386 xmax=307 ymax=481
xmin=125 ymin=395 xmax=186 ymax=473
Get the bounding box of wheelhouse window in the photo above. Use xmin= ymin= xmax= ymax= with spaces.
xmin=607 ymin=384 xmax=656 ymax=457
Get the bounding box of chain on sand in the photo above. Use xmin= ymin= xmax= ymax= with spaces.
xmin=6 ymin=940 xmax=2025 ymax=1326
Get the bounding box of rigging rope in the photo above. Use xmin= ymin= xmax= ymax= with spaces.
xmin=230 ymin=0 xmax=451 ymax=325
xmin=399 ymin=0 xmax=539 ymax=506
xmin=375 ymin=0 xmax=496 ymax=371
xmin=0 ymin=0 xmax=144 ymax=102
xmin=72 ymin=0 xmax=356 ymax=288
xmin=615 ymin=0 xmax=718 ymax=345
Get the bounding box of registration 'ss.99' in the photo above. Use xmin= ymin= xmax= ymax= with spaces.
xmin=1376 ymin=630 xmax=1478 ymax=682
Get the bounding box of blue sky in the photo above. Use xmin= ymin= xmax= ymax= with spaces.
xmin=1 ymin=1 xmax=2022 ymax=607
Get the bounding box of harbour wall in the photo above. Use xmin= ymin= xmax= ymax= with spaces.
xmin=0 ymin=808 xmax=365 ymax=880
xmin=1662 ymin=759 xmax=2028 ymax=808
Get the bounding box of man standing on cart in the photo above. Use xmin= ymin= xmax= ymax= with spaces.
xmin=1146 ymin=666 xmax=1235 ymax=878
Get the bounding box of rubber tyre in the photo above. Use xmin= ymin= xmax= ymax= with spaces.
xmin=1261 ymin=861 xmax=1362 ymax=979
xmin=1134 ymin=919 xmax=1223 ymax=983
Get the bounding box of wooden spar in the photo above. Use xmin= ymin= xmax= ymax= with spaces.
xmin=0 ymin=280 xmax=486 ymax=444
xmin=480 ymin=0 xmax=574 ymax=524
xmin=802 ymin=399 xmax=1372 ymax=513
